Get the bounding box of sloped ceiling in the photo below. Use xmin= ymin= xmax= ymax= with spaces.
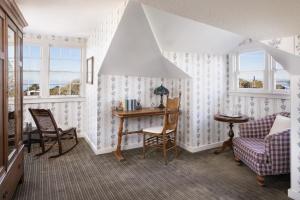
xmin=100 ymin=0 xmax=190 ymax=78
xmin=139 ymin=0 xmax=300 ymax=40
xmin=143 ymin=4 xmax=245 ymax=54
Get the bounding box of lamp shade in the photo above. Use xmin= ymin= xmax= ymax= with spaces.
xmin=154 ymin=84 xmax=169 ymax=96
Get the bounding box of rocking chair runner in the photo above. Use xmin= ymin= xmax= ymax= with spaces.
xmin=29 ymin=108 xmax=78 ymax=158
xmin=142 ymin=93 xmax=181 ymax=164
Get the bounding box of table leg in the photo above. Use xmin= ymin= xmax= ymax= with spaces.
xmin=28 ymin=131 xmax=32 ymax=153
xmin=114 ymin=117 xmax=125 ymax=161
xmin=214 ymin=122 xmax=234 ymax=154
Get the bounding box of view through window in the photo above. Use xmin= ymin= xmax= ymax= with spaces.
xmin=238 ymin=51 xmax=265 ymax=89
xmin=49 ymin=47 xmax=81 ymax=96
xmin=23 ymin=45 xmax=41 ymax=96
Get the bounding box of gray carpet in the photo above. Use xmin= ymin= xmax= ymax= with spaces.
xmin=14 ymin=139 xmax=290 ymax=200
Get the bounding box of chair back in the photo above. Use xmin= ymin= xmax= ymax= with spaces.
xmin=162 ymin=93 xmax=181 ymax=133
xmin=29 ymin=109 xmax=58 ymax=134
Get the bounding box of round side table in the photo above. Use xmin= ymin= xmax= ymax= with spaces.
xmin=214 ymin=114 xmax=249 ymax=154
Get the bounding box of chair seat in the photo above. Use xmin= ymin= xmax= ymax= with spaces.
xmin=233 ymin=137 xmax=266 ymax=163
xmin=143 ymin=126 xmax=174 ymax=134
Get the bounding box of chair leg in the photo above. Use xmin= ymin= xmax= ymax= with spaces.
xmin=163 ymin=134 xmax=168 ymax=165
xmin=40 ymin=136 xmax=46 ymax=153
xmin=256 ymin=175 xmax=265 ymax=186
xmin=235 ymin=156 xmax=243 ymax=166
xmin=74 ymin=128 xmax=79 ymax=144
xmin=142 ymin=133 xmax=146 ymax=159
xmin=174 ymin=131 xmax=178 ymax=158
xmin=57 ymin=136 xmax=63 ymax=155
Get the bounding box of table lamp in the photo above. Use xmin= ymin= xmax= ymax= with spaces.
xmin=154 ymin=84 xmax=169 ymax=109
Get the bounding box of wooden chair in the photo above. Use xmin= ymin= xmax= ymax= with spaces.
xmin=29 ymin=108 xmax=78 ymax=158
xmin=142 ymin=93 xmax=181 ymax=164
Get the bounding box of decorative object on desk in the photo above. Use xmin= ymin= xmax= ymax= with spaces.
xmin=154 ymin=84 xmax=169 ymax=109
xmin=135 ymin=101 xmax=142 ymax=110
xmin=124 ymin=99 xmax=138 ymax=111
xmin=116 ymin=101 xmax=124 ymax=111
xmin=86 ymin=56 xmax=94 ymax=84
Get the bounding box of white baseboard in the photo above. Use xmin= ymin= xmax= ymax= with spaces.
xmin=84 ymin=135 xmax=223 ymax=155
xmin=288 ymin=189 xmax=300 ymax=200
xmin=84 ymin=135 xmax=98 ymax=154
xmin=181 ymin=142 xmax=223 ymax=153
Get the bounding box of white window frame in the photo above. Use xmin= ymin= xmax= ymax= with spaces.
xmin=230 ymin=49 xmax=290 ymax=97
xmin=23 ymin=37 xmax=86 ymax=100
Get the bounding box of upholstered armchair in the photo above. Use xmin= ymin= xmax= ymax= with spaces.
xmin=233 ymin=112 xmax=290 ymax=186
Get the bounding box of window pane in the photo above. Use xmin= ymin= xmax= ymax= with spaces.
xmin=275 ymin=70 xmax=290 ymax=90
xmin=239 ymin=51 xmax=265 ymax=71
xmin=23 ymin=71 xmax=40 ymax=96
xmin=23 ymin=45 xmax=41 ymax=96
xmin=239 ymin=72 xmax=264 ymax=88
xmin=49 ymin=47 xmax=81 ymax=96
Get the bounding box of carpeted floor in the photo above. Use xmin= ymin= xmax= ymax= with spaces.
xmin=14 ymin=139 xmax=290 ymax=200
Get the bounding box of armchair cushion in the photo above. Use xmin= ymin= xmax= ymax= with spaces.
xmin=143 ymin=126 xmax=173 ymax=134
xmin=268 ymin=115 xmax=290 ymax=136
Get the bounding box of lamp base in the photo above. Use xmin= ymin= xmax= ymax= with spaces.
xmin=158 ymin=104 xmax=165 ymax=109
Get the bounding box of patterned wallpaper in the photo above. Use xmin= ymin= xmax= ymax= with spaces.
xmin=86 ymin=1 xmax=128 ymax=149
xmin=23 ymin=101 xmax=86 ymax=137
xmin=96 ymin=51 xmax=227 ymax=152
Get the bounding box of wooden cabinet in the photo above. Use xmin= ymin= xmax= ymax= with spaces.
xmin=0 ymin=1 xmax=27 ymax=199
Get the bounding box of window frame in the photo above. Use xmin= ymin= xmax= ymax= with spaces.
xmin=231 ymin=49 xmax=290 ymax=96
xmin=22 ymin=43 xmax=43 ymax=98
xmin=23 ymin=38 xmax=86 ymax=100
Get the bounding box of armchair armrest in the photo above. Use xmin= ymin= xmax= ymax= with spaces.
xmin=264 ymin=129 xmax=290 ymax=174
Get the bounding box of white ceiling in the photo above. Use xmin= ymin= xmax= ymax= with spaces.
xmin=139 ymin=0 xmax=300 ymax=40
xmin=16 ymin=0 xmax=124 ymax=37
xmin=16 ymin=0 xmax=300 ymax=40
xmin=101 ymin=0 xmax=190 ymax=78
xmin=144 ymin=5 xmax=244 ymax=54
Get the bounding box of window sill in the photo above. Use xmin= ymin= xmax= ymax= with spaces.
xmin=23 ymin=96 xmax=86 ymax=104
xmin=229 ymin=91 xmax=290 ymax=99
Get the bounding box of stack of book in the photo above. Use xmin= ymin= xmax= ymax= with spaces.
xmin=124 ymin=99 xmax=137 ymax=111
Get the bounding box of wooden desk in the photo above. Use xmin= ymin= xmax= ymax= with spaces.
xmin=112 ymin=108 xmax=165 ymax=161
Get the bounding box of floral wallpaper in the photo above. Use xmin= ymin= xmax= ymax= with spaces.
xmin=23 ymin=101 xmax=86 ymax=137
xmin=95 ymin=51 xmax=227 ymax=152
xmin=86 ymin=1 xmax=128 ymax=149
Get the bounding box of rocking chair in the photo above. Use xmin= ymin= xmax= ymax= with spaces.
xmin=29 ymin=108 xmax=78 ymax=158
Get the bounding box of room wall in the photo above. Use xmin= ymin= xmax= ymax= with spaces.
xmin=23 ymin=100 xmax=86 ymax=137
xmin=94 ymin=52 xmax=227 ymax=154
xmin=85 ymin=1 xmax=128 ymax=150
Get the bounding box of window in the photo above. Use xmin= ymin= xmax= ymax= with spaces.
xmin=49 ymin=47 xmax=81 ymax=96
xmin=23 ymin=45 xmax=41 ymax=96
xmin=238 ymin=51 xmax=265 ymax=89
xmin=232 ymin=50 xmax=290 ymax=95
xmin=274 ymin=62 xmax=290 ymax=91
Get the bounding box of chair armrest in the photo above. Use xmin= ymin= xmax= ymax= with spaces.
xmin=238 ymin=118 xmax=270 ymax=138
xmin=264 ymin=129 xmax=290 ymax=174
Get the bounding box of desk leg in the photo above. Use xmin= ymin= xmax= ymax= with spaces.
xmin=214 ymin=123 xmax=234 ymax=154
xmin=28 ymin=131 xmax=32 ymax=153
xmin=114 ymin=117 xmax=125 ymax=161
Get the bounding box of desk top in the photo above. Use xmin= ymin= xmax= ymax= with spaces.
xmin=112 ymin=108 xmax=165 ymax=118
